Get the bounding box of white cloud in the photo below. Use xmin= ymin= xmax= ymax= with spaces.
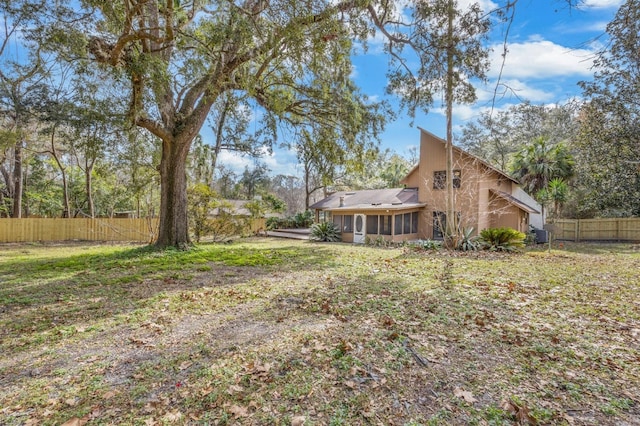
xmin=488 ymin=39 xmax=595 ymax=79
xmin=216 ymin=151 xmax=254 ymax=172
xmin=582 ymin=0 xmax=624 ymax=9
xmin=216 ymin=147 xmax=301 ymax=178
xmin=476 ymin=78 xmax=556 ymax=103
xmin=561 ymin=20 xmax=610 ymax=33
xmin=457 ymin=0 xmax=498 ymax=12
xmin=350 ymin=64 xmax=359 ymax=80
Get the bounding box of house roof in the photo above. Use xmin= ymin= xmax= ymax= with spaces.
xmin=309 ymin=187 xmax=426 ymax=212
xmin=211 ymin=199 xmax=251 ymax=216
xmin=490 ymin=189 xmax=540 ymax=214
xmin=402 ymin=127 xmax=520 ymax=185
xmin=211 ymin=199 xmax=282 ymax=218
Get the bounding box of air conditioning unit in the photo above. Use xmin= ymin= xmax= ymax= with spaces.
xmin=534 ymin=229 xmax=548 ymax=244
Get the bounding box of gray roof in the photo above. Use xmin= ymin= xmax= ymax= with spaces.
xmin=211 ymin=199 xmax=282 ymax=218
xmin=490 ymin=189 xmax=540 ymax=214
xmin=309 ymin=188 xmax=425 ymax=211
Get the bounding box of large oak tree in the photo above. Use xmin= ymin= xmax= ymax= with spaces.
xmin=66 ymin=0 xmax=398 ymax=248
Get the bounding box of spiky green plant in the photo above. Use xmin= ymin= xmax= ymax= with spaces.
xmin=479 ymin=227 xmax=526 ymax=251
xmin=457 ymin=227 xmax=480 ymax=251
xmin=309 ymin=222 xmax=341 ymax=242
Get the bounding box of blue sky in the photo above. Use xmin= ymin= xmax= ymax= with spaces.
xmin=218 ymin=0 xmax=624 ymax=177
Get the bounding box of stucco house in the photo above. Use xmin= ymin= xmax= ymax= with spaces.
xmin=310 ymin=128 xmax=542 ymax=243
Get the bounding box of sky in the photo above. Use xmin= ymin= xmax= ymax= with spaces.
xmin=217 ymin=0 xmax=625 ymax=178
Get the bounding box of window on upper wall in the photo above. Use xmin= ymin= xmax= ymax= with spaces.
xmin=433 ymin=170 xmax=461 ymax=189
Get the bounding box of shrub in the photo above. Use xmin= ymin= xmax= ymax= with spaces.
xmin=366 ymin=235 xmax=392 ymax=247
xmin=188 ymin=184 xmax=220 ymax=242
xmin=309 ymin=221 xmax=341 ymax=242
xmin=266 ymin=211 xmax=313 ymax=230
xmin=294 ymin=210 xmax=313 ymax=228
xmin=479 ymin=227 xmax=526 ymax=251
xmin=265 ymin=217 xmax=281 ymax=230
xmin=209 ymin=214 xmax=248 ymax=242
xmin=405 ymin=239 xmax=442 ymax=251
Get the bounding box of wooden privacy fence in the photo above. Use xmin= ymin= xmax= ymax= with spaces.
xmin=550 ymin=218 xmax=640 ymax=242
xmin=0 ymin=218 xmax=160 ymax=243
xmin=0 ymin=217 xmax=267 ymax=243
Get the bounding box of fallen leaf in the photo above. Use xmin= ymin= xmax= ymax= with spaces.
xmin=161 ymin=410 xmax=183 ymax=423
xmin=103 ymin=390 xmax=117 ymax=400
xmin=227 ymin=384 xmax=244 ymax=394
xmin=501 ymin=399 xmax=538 ymax=425
xmin=291 ymin=415 xmax=306 ymax=426
xmin=229 ymin=404 xmax=249 ymax=418
xmin=454 ymin=387 xmax=477 ymax=403
xmin=178 ymin=361 xmax=193 ymax=370
xmin=61 ymin=416 xmax=89 ymax=426
xmin=381 ymin=315 xmax=395 ymax=327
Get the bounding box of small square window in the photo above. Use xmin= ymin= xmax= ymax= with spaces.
xmin=433 ymin=170 xmax=461 ymax=189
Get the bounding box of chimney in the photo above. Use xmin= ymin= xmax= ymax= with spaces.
xmin=339 ymin=196 xmax=345 ymax=207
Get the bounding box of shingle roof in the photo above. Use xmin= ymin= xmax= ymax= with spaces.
xmin=309 ymin=187 xmax=425 ymax=211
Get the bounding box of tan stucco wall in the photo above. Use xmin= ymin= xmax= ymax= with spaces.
xmin=416 ymin=130 xmax=523 ymax=239
xmin=488 ymin=197 xmax=520 ymax=230
xmin=403 ymin=166 xmax=421 ymax=188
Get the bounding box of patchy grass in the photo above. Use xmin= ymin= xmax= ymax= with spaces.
xmin=0 ymin=239 xmax=639 ymax=425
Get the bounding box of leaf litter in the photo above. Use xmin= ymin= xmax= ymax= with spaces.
xmin=0 ymin=240 xmax=638 ymax=425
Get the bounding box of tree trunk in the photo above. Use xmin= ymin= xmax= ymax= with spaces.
xmin=155 ymin=137 xmax=192 ymax=248
xmin=444 ymin=0 xmax=458 ymax=249
xmin=304 ymin=161 xmax=311 ymax=210
xmin=86 ymin=164 xmax=95 ymax=218
xmin=60 ymin=167 xmax=70 ymax=218
xmin=12 ymin=140 xmax=23 ymax=218
xmin=49 ymin=130 xmax=70 ymax=218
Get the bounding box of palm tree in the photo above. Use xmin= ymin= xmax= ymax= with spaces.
xmin=537 ymin=178 xmax=569 ymax=218
xmin=511 ymin=137 xmax=574 ymax=219
xmin=511 ymin=137 xmax=575 ymax=195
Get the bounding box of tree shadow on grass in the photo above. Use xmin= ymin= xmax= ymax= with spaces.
xmin=0 ymin=240 xmax=332 ymax=353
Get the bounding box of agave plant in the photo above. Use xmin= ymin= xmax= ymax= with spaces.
xmin=457 ymin=227 xmax=480 ymax=252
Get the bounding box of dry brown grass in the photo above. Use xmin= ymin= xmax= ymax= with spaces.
xmin=0 ymin=239 xmax=638 ymax=425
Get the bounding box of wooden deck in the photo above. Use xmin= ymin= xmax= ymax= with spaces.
xmin=266 ymin=228 xmax=310 ymax=240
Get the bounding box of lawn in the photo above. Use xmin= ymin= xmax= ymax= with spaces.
xmin=0 ymin=239 xmax=638 ymax=425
